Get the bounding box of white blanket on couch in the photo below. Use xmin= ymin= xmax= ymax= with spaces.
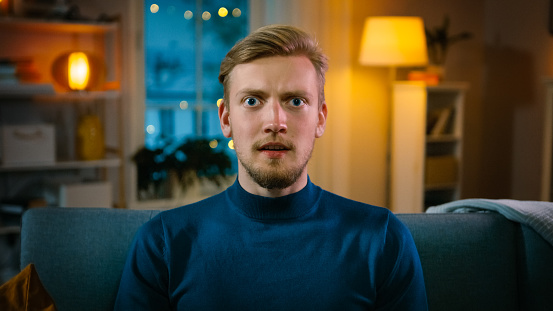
xmin=427 ymin=199 xmax=553 ymax=247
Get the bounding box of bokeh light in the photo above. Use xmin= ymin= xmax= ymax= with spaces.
xmin=150 ymin=4 xmax=159 ymax=13
xmin=218 ymin=7 xmax=228 ymax=17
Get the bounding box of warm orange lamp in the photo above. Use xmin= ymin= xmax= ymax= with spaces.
xmin=358 ymin=16 xmax=428 ymax=208
xmin=52 ymin=51 xmax=103 ymax=92
xmin=359 ymin=16 xmax=428 ymax=68
xmin=68 ymin=52 xmax=90 ymax=91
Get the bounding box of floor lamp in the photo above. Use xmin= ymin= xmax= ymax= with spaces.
xmin=358 ymin=16 xmax=428 ymax=208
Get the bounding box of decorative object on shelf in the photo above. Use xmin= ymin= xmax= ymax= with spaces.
xmin=51 ymin=51 xmax=104 ymax=92
xmin=358 ymin=16 xmax=428 ymax=207
xmin=1 ymin=124 xmax=56 ymax=165
xmin=132 ymin=138 xmax=232 ymax=200
xmin=13 ymin=0 xmax=68 ymax=18
xmin=76 ymin=113 xmax=105 ymax=161
xmin=425 ymin=15 xmax=472 ymax=80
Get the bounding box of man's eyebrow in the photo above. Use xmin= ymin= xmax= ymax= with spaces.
xmin=236 ymin=88 xmax=268 ymax=98
xmin=280 ymin=90 xmax=312 ymax=99
xmin=235 ymin=88 xmax=314 ymax=101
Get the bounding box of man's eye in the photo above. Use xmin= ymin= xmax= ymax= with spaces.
xmin=290 ymin=98 xmax=305 ymax=107
xmin=245 ymin=97 xmax=260 ymax=106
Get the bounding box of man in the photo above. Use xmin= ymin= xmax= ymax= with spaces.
xmin=115 ymin=24 xmax=428 ymax=310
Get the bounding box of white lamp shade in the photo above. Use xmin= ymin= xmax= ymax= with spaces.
xmin=359 ymin=16 xmax=428 ymax=67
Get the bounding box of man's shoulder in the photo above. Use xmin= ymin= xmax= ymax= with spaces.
xmin=143 ymin=191 xmax=227 ymax=230
xmin=319 ymin=188 xmax=388 ymax=214
xmin=318 ymin=188 xmax=408 ymax=232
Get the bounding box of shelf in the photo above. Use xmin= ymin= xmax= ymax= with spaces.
xmin=0 ymin=156 xmax=121 ymax=172
xmin=0 ymin=226 xmax=21 ymax=235
xmin=0 ymin=17 xmax=118 ymax=34
xmin=426 ymin=135 xmax=461 ymax=143
xmin=34 ymin=90 xmax=121 ymax=102
xmin=0 ymin=89 xmax=121 ymax=101
xmin=425 ymin=182 xmax=459 ymax=191
xmin=427 ymin=82 xmax=470 ymax=92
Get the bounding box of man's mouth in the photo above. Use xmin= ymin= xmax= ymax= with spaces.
xmin=259 ymin=144 xmax=289 ymax=151
xmin=257 ymin=143 xmax=291 ymax=158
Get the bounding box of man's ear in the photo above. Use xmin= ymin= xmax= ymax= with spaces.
xmin=315 ymin=102 xmax=327 ymax=138
xmin=219 ymin=100 xmax=232 ymax=138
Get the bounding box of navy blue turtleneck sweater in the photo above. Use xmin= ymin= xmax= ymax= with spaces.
xmin=114 ymin=179 xmax=428 ymax=310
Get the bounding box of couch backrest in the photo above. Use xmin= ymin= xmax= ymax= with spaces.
xmin=21 ymin=208 xmax=553 ymax=311
xmin=20 ymin=208 xmax=161 ymax=311
xmin=397 ymin=213 xmax=519 ymax=311
xmin=397 ymin=213 xmax=553 ymax=311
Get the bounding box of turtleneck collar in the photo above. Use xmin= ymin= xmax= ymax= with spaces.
xmin=226 ymin=177 xmax=322 ymax=221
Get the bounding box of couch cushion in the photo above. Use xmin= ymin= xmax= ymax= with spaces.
xmin=397 ymin=213 xmax=519 ymax=311
xmin=20 ymin=208 xmax=160 ymax=311
xmin=0 ymin=263 xmax=56 ymax=311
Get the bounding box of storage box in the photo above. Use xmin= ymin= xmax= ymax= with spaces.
xmin=425 ymin=156 xmax=458 ymax=185
xmin=59 ymin=181 xmax=112 ymax=208
xmin=1 ymin=124 xmax=55 ymax=165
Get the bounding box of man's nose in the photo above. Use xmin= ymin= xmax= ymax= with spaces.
xmin=263 ymin=99 xmax=287 ymax=134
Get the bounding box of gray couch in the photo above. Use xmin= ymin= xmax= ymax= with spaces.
xmin=20 ymin=207 xmax=553 ymax=311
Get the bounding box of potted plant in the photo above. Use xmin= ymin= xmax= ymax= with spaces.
xmin=132 ymin=138 xmax=233 ymax=200
xmin=425 ymin=15 xmax=472 ymax=79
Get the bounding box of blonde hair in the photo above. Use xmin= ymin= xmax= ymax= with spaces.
xmin=218 ymin=24 xmax=329 ymax=108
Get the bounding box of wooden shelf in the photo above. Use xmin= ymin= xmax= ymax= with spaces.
xmin=427 ymin=82 xmax=470 ymax=92
xmin=0 ymin=17 xmax=117 ymax=34
xmin=426 ymin=134 xmax=461 ymax=143
xmin=34 ymin=90 xmax=121 ymax=102
xmin=425 ymin=182 xmax=459 ymax=191
xmin=391 ymin=82 xmax=468 ymax=213
xmin=0 ymin=154 xmax=121 ymax=172
xmin=0 ymin=87 xmax=120 ymax=101
xmin=0 ymin=15 xmax=125 ymax=208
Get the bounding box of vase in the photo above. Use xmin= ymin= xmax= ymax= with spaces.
xmin=426 ymin=64 xmax=446 ymax=82
xmin=77 ymin=114 xmax=105 ymax=161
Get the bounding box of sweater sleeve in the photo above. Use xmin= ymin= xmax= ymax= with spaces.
xmin=375 ymin=212 xmax=428 ymax=311
xmin=114 ymin=215 xmax=171 ymax=310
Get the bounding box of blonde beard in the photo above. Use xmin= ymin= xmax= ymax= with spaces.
xmin=234 ymin=138 xmax=315 ymax=190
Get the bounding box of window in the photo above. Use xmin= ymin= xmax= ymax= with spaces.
xmin=143 ymin=0 xmax=248 ymax=175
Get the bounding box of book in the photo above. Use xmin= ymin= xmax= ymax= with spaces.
xmin=430 ymin=108 xmax=452 ymax=136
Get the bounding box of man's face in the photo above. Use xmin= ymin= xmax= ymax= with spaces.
xmin=219 ymin=56 xmax=327 ymax=192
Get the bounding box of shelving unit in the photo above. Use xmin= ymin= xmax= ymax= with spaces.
xmin=542 ymin=78 xmax=553 ymax=201
xmin=391 ymin=81 xmax=468 ymax=213
xmin=0 ymin=17 xmax=124 ymax=208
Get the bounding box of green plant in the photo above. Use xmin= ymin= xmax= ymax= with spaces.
xmin=425 ymin=16 xmax=472 ymax=65
xmin=132 ymin=138 xmax=233 ymax=200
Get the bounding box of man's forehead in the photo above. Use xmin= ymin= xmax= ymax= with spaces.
xmin=228 ymin=56 xmax=318 ymax=93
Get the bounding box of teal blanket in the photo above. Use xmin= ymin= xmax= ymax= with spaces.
xmin=427 ymin=199 xmax=553 ymax=247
